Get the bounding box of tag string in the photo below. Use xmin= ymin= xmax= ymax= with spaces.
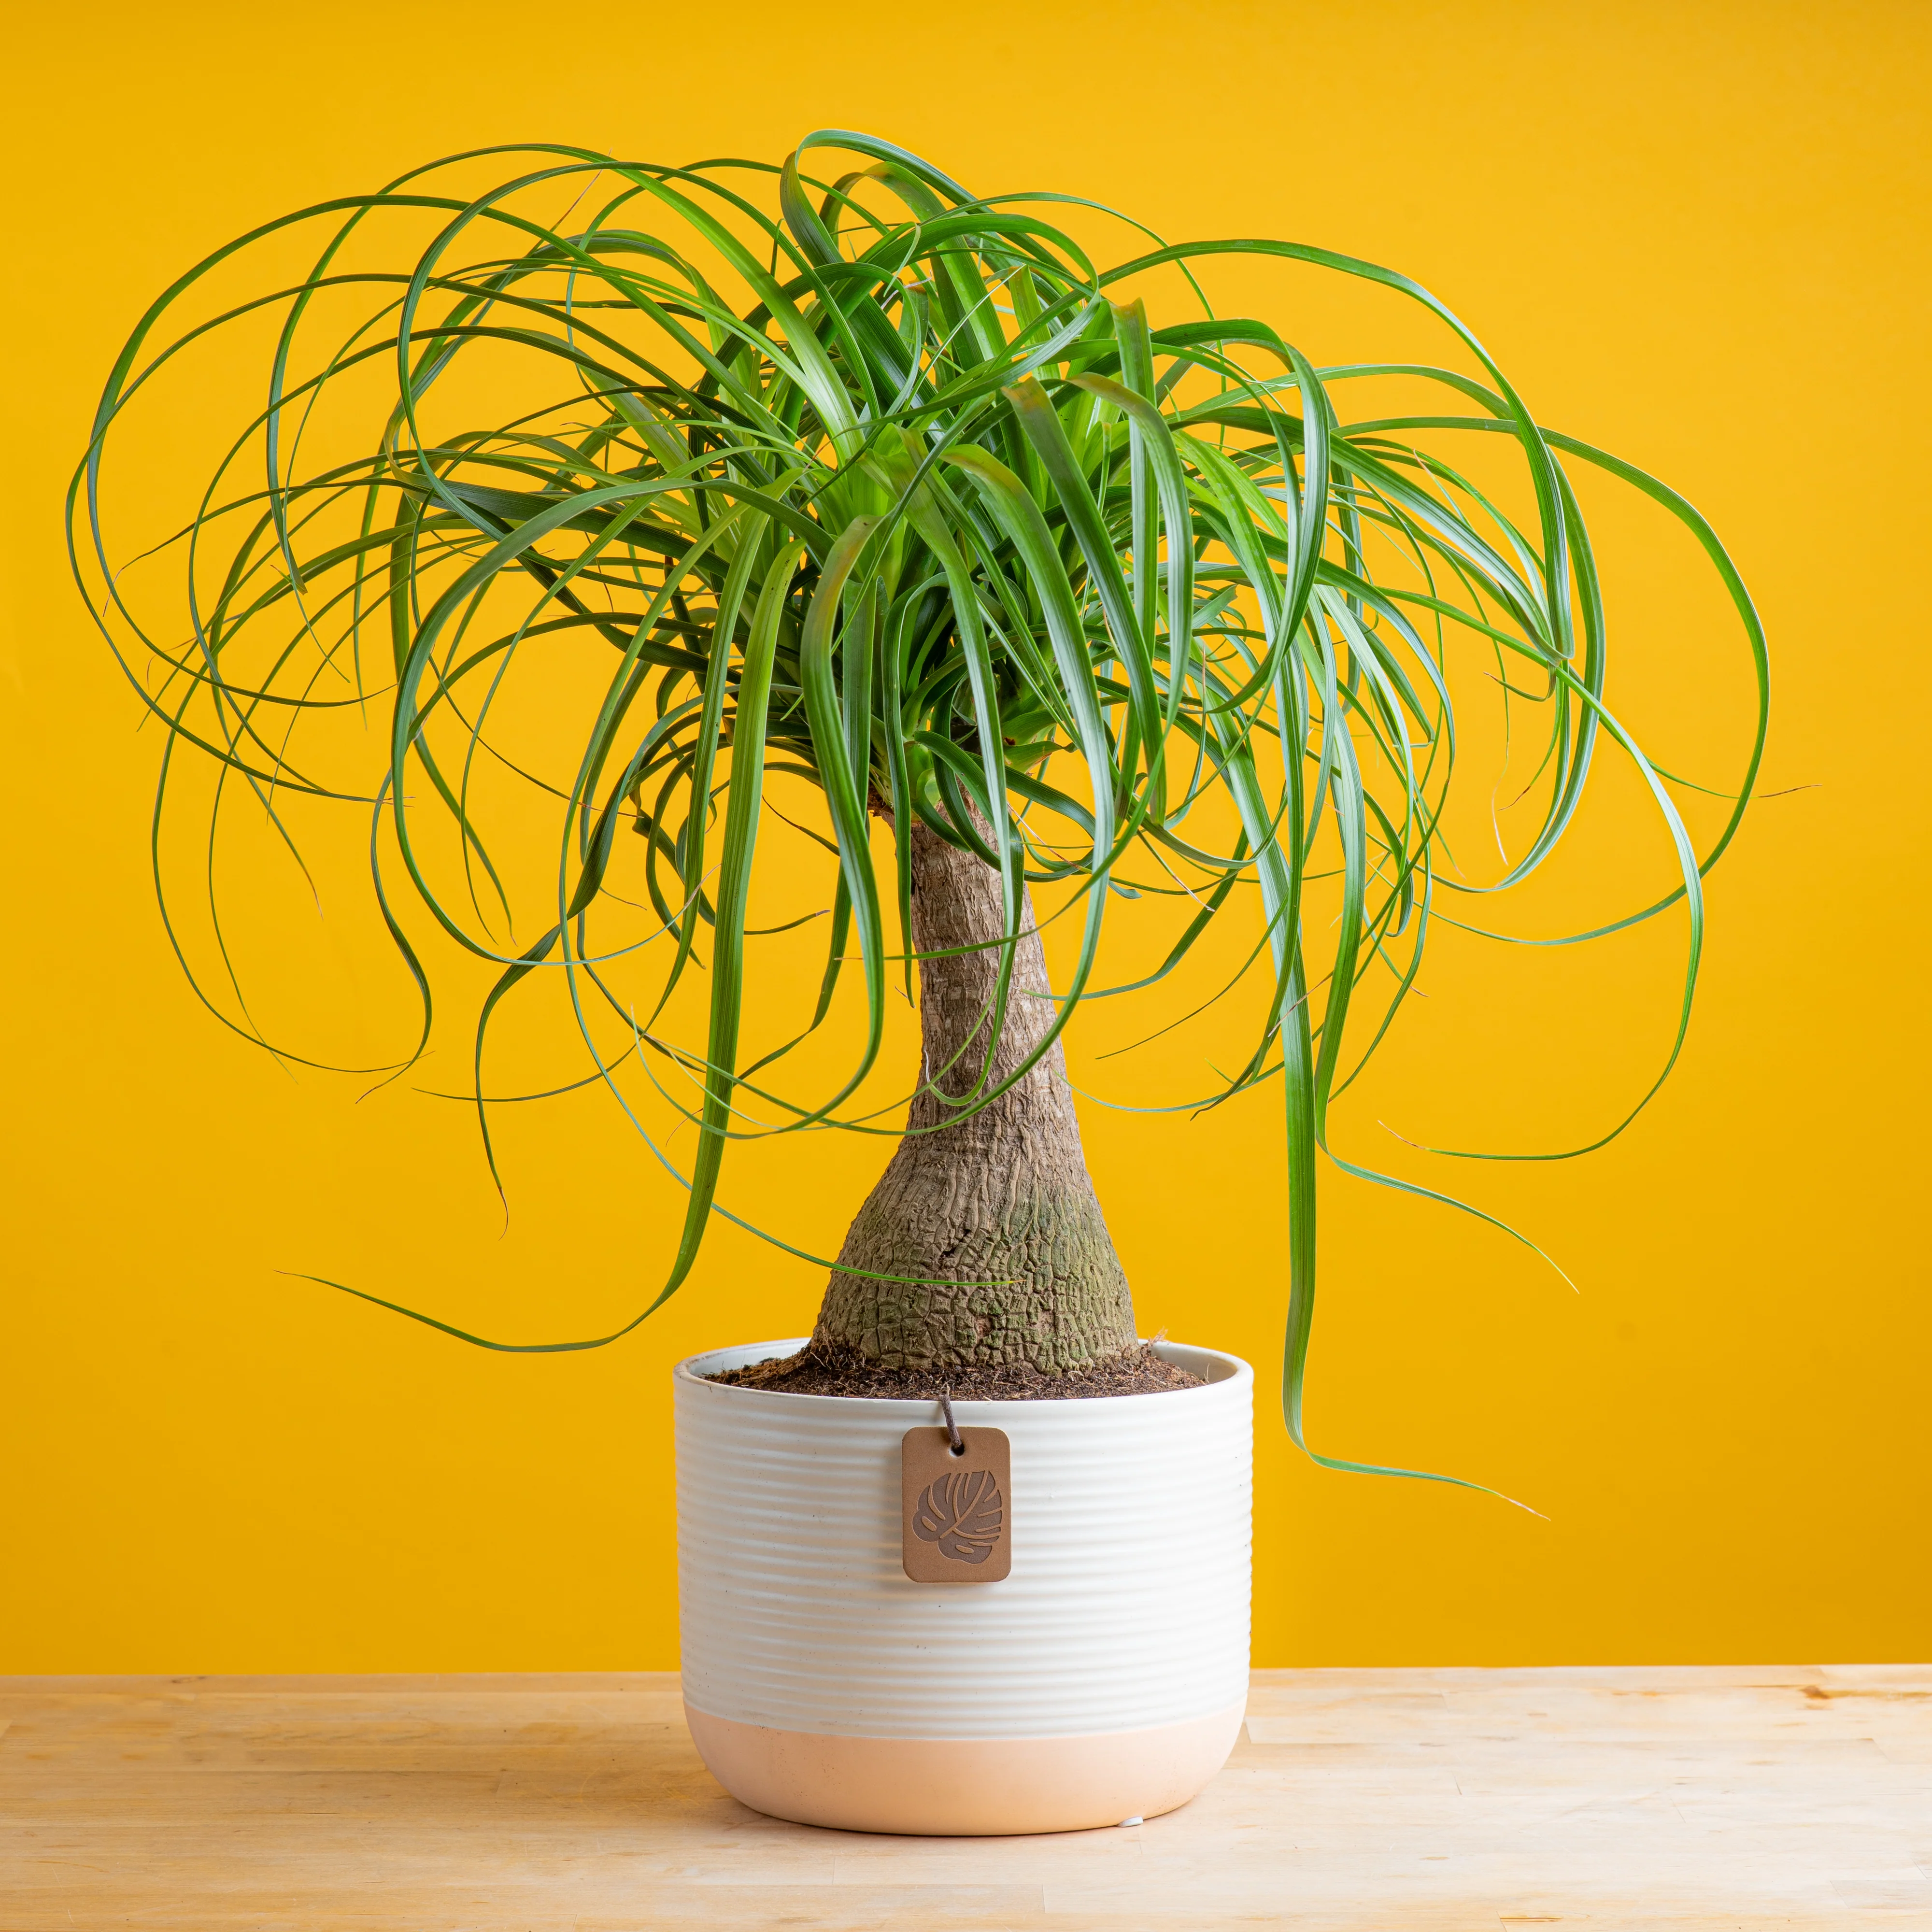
xmin=938 ymin=1392 xmax=965 ymax=1456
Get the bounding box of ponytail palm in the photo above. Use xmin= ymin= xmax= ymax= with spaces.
xmin=72 ymin=133 xmax=1766 ymax=1483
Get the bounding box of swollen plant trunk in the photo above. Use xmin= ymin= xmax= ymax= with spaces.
xmin=812 ymin=819 xmax=1138 ymax=1374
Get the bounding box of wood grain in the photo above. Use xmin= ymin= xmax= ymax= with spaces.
xmin=2 ymin=1666 xmax=1927 ymax=1928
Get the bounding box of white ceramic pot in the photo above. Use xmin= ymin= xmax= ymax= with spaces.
xmin=674 ymin=1336 xmax=1252 ymax=1836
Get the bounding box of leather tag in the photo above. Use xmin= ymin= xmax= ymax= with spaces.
xmin=901 ymin=1426 xmax=1011 ymax=1583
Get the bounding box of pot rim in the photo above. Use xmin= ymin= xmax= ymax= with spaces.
xmin=674 ymin=1335 xmax=1252 ymax=1414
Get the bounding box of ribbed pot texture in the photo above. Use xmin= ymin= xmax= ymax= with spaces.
xmin=673 ymin=1337 xmax=1253 ymax=1834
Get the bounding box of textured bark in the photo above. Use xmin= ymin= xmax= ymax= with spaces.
xmin=811 ymin=818 xmax=1137 ymax=1374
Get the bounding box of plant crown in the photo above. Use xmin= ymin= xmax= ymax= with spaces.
xmin=71 ymin=133 xmax=1767 ymax=1489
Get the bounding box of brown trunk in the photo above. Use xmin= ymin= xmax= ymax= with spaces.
xmin=809 ymin=817 xmax=1138 ymax=1374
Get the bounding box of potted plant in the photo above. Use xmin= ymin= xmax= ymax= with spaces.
xmin=72 ymin=131 xmax=1766 ymax=1834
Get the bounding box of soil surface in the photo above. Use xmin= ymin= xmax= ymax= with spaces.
xmin=707 ymin=1340 xmax=1204 ymax=1400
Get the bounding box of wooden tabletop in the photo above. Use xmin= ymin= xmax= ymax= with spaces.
xmin=2 ymin=1666 xmax=1927 ymax=1929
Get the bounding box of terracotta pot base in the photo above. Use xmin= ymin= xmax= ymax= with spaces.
xmin=684 ymin=1698 xmax=1248 ymax=1836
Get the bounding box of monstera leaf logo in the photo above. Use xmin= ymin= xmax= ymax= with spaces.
xmin=911 ymin=1468 xmax=1005 ymax=1564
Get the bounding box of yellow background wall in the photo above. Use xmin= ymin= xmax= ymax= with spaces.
xmin=4 ymin=0 xmax=1927 ymax=1670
